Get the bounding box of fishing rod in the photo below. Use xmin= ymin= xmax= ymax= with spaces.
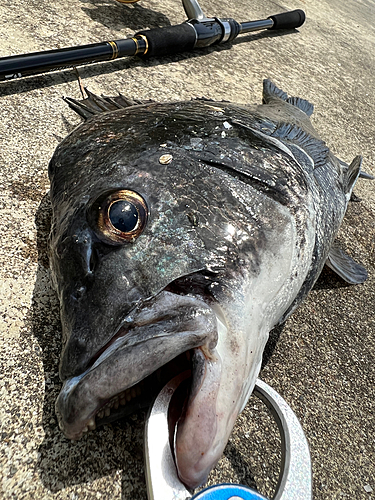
xmin=0 ymin=0 xmax=305 ymax=82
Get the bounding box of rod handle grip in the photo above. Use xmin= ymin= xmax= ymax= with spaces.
xmin=268 ymin=9 xmax=305 ymax=30
xmin=136 ymin=23 xmax=196 ymax=57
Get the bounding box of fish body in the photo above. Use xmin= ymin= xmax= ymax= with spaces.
xmin=49 ymin=80 xmax=368 ymax=488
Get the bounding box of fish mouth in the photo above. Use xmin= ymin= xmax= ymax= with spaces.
xmin=57 ymin=350 xmax=193 ymax=437
xmin=55 ymin=285 xmax=223 ymax=487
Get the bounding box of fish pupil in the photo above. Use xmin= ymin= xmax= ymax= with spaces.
xmin=109 ymin=200 xmax=138 ymax=233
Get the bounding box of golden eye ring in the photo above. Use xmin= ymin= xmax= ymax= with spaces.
xmin=95 ymin=190 xmax=148 ymax=244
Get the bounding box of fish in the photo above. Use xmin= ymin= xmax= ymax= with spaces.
xmin=49 ymin=79 xmax=371 ymax=489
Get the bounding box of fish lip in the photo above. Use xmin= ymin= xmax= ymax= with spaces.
xmin=55 ymin=289 xmax=218 ymax=440
xmin=56 ymin=350 xmax=194 ymax=440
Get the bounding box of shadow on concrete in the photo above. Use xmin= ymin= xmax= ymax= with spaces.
xmin=79 ymin=0 xmax=171 ymax=32
xmin=223 ymin=441 xmax=258 ymax=490
xmin=261 ymin=264 xmax=353 ymax=369
xmin=261 ymin=323 xmax=285 ymax=370
xmin=312 ymin=265 xmax=353 ymax=291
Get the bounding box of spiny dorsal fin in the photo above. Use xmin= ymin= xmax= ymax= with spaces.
xmin=286 ymin=96 xmax=314 ymax=117
xmin=63 ymin=96 xmax=96 ymax=120
xmin=271 ymin=122 xmax=329 ymax=168
xmin=63 ymin=89 xmax=154 ymax=120
xmin=326 ymin=242 xmax=368 ymax=284
xmin=263 ymin=79 xmax=314 ymax=116
xmin=263 ymin=79 xmax=288 ymax=103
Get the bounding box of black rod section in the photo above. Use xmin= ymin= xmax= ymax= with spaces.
xmin=0 ymin=39 xmax=137 ymax=81
xmin=0 ymin=9 xmax=305 ymax=82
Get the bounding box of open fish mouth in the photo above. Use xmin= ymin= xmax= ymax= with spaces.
xmin=57 ymin=350 xmax=194 ymax=438
xmin=55 ymin=288 xmax=221 ymax=447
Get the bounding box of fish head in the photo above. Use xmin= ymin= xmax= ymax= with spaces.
xmin=49 ymin=103 xmax=300 ymax=488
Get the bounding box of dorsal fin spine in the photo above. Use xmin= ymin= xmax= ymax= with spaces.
xmin=286 ymin=96 xmax=314 ymax=117
xmin=263 ymin=79 xmax=288 ymax=103
xmin=63 ymin=89 xmax=154 ymax=121
xmin=262 ymin=79 xmax=314 ymax=117
xmin=270 ymin=122 xmax=329 ymax=168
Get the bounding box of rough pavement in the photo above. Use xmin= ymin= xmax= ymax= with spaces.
xmin=0 ymin=0 xmax=374 ymax=499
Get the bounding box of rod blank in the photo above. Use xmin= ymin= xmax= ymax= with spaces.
xmin=0 ymin=9 xmax=305 ymax=82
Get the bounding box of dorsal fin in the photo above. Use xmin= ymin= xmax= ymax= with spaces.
xmin=286 ymin=96 xmax=314 ymax=117
xmin=271 ymin=122 xmax=329 ymax=168
xmin=63 ymin=89 xmax=154 ymax=120
xmin=63 ymin=96 xmax=97 ymax=120
xmin=263 ymin=79 xmax=288 ymax=103
xmin=263 ymin=79 xmax=314 ymax=116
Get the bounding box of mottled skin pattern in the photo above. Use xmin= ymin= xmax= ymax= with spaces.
xmin=49 ymin=82 xmax=357 ymax=488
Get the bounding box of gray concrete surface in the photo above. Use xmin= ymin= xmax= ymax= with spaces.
xmin=0 ymin=0 xmax=374 ymax=498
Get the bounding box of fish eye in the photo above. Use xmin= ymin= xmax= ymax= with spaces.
xmin=93 ymin=190 xmax=148 ymax=244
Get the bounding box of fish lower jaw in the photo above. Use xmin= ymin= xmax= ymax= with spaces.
xmin=78 ymin=383 xmax=144 ymax=436
xmin=59 ymin=380 xmax=145 ymax=439
xmin=57 ymin=349 xmax=194 ymax=440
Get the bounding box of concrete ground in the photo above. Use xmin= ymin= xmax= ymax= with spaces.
xmin=0 ymin=0 xmax=374 ymax=498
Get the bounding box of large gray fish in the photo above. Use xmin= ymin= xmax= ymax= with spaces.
xmin=49 ymin=80 xmax=370 ymax=489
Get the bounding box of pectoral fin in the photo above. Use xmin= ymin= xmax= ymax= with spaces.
xmin=344 ymin=156 xmax=362 ymax=195
xmin=326 ymin=243 xmax=368 ymax=284
xmin=359 ymin=170 xmax=375 ymax=180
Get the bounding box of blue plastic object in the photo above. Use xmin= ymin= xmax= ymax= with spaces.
xmin=192 ymin=483 xmax=269 ymax=499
